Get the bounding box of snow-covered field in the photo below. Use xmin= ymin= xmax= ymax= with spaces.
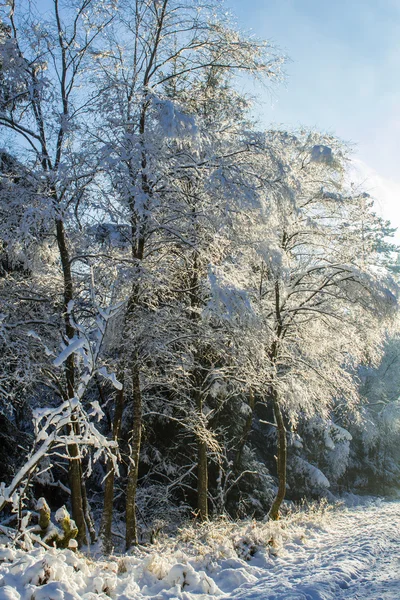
xmin=0 ymin=499 xmax=399 ymax=600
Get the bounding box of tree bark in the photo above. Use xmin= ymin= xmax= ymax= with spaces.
xmin=122 ymin=2 xmax=171 ymax=539
xmin=188 ymin=248 xmax=209 ymax=521
xmin=125 ymin=362 xmax=142 ymax=549
xmin=196 ymin=390 xmax=208 ymax=520
xmin=67 ymin=442 xmax=87 ymax=545
xmin=100 ymin=385 xmax=125 ymax=554
xmin=81 ymin=470 xmax=96 ymax=544
xmin=268 ymin=386 xmax=287 ymax=520
xmin=268 ymin=278 xmax=287 ymax=521
xmin=55 ymin=216 xmax=87 ymax=546
xmin=122 ymin=91 xmax=149 ymax=549
xmin=123 ymin=211 xmax=145 ymax=549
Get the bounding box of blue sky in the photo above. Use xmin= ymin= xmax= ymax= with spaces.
xmin=227 ymin=0 xmax=400 ymax=238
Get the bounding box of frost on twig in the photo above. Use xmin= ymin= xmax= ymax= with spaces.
xmin=0 ymin=298 xmax=122 ymax=525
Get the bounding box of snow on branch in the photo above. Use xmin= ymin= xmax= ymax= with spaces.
xmin=0 ymin=294 xmax=123 ymax=516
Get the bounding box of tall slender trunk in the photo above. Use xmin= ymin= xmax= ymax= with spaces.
xmin=268 ymin=279 xmax=287 ymax=521
xmin=196 ymin=389 xmax=208 ymax=520
xmin=55 ymin=215 xmax=87 ymax=546
xmin=67 ymin=439 xmax=87 ymax=545
xmin=268 ymin=386 xmax=287 ymax=520
xmin=121 ymin=1 xmax=170 ymax=532
xmin=99 ymin=282 xmax=143 ymax=553
xmin=188 ymin=249 xmax=208 ymax=520
xmin=123 ymin=213 xmax=145 ymax=549
xmin=125 ymin=361 xmax=142 ymax=548
xmin=100 ymin=385 xmax=125 ymax=553
xmin=122 ymin=6 xmax=170 ymax=536
xmin=123 ymin=93 xmax=149 ymax=548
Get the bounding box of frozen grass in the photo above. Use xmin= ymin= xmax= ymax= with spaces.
xmin=0 ymin=499 xmax=341 ymax=599
xmin=134 ymin=498 xmax=336 ymax=567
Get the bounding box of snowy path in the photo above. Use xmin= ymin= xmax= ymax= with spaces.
xmin=229 ymin=500 xmax=400 ymax=600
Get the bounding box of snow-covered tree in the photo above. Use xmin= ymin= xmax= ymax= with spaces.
xmin=0 ymin=0 xmax=115 ymax=544
xmin=239 ymin=131 xmax=398 ymax=518
xmin=93 ymin=0 xmax=284 ymax=549
xmin=0 ymin=0 xmax=398 ymax=553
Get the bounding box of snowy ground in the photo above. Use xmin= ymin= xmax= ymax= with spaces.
xmin=231 ymin=499 xmax=400 ymax=600
xmin=0 ymin=499 xmax=399 ymax=600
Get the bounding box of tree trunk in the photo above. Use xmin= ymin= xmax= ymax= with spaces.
xmin=268 ymin=278 xmax=287 ymax=521
xmin=81 ymin=471 xmax=96 ymax=544
xmin=55 ymin=216 xmax=87 ymax=546
xmin=100 ymin=385 xmax=125 ymax=554
xmin=68 ymin=443 xmax=87 ymax=545
xmin=196 ymin=390 xmax=208 ymax=520
xmin=125 ymin=362 xmax=142 ymax=549
xmin=268 ymin=387 xmax=287 ymax=520
xmin=197 ymin=437 xmax=208 ymax=520
xmin=122 ymin=94 xmax=148 ymax=549
xmin=188 ymin=248 xmax=209 ymax=521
